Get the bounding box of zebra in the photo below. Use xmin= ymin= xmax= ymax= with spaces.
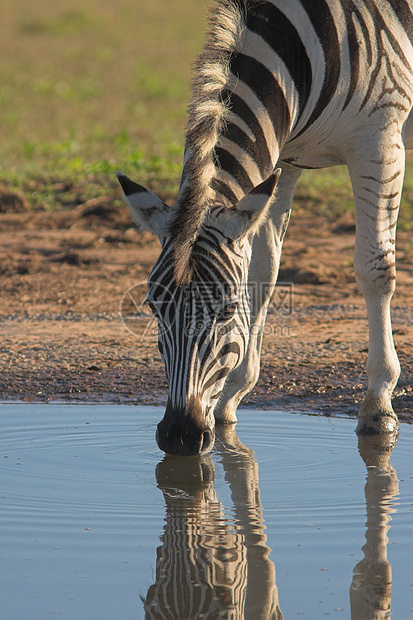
xmin=117 ymin=0 xmax=413 ymax=455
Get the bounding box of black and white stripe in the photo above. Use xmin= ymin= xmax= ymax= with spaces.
xmin=176 ymin=0 xmax=413 ymax=220
xmin=118 ymin=0 xmax=413 ymax=452
xmin=147 ymin=215 xmax=251 ymax=412
xmin=143 ymin=435 xmax=282 ymax=618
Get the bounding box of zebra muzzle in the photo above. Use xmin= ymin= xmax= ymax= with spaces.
xmin=156 ymin=398 xmax=215 ymax=456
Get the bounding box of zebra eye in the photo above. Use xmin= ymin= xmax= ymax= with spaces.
xmin=218 ymin=303 xmax=237 ymax=322
xmin=145 ymin=299 xmax=158 ymax=317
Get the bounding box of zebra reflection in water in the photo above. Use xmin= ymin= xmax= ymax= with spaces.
xmin=351 ymin=433 xmax=399 ymax=620
xmin=143 ymin=425 xmax=282 ymax=619
xmin=143 ymin=426 xmax=401 ymax=619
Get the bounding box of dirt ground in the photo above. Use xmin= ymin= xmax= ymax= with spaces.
xmin=0 ymin=184 xmax=412 ymax=423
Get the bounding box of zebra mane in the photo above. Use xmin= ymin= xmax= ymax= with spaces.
xmin=171 ymin=0 xmax=249 ymax=285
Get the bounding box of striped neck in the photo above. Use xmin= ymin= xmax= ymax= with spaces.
xmin=172 ymin=0 xmax=302 ymax=282
xmin=179 ymin=2 xmax=305 ymax=209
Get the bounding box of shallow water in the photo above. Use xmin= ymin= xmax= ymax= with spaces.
xmin=0 ymin=404 xmax=412 ymax=619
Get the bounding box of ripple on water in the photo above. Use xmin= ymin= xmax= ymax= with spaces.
xmin=0 ymin=404 xmax=412 ymax=620
xmin=1 ymin=406 xmax=163 ymax=524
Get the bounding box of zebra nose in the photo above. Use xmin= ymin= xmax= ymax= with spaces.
xmin=156 ymin=400 xmax=215 ymax=456
xmin=201 ymin=429 xmax=214 ymax=453
xmin=156 ymin=422 xmax=215 ymax=456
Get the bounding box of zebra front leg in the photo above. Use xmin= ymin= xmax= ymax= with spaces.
xmin=349 ymin=145 xmax=403 ymax=434
xmin=214 ymin=165 xmax=301 ymax=423
xmin=215 ymin=292 xmax=270 ymax=423
xmin=214 ymin=223 xmax=284 ymax=423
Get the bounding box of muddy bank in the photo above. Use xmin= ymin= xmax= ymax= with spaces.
xmin=0 ymin=188 xmax=412 ymax=422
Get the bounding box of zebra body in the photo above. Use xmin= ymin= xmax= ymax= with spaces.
xmin=117 ymin=0 xmax=413 ymax=454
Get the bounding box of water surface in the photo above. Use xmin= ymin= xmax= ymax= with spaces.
xmin=0 ymin=404 xmax=412 ymax=619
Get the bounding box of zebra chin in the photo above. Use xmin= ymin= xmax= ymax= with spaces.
xmin=155 ymin=397 xmax=215 ymax=456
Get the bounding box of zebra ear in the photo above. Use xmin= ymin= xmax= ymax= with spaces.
xmin=116 ymin=171 xmax=172 ymax=239
xmin=224 ymin=169 xmax=281 ymax=240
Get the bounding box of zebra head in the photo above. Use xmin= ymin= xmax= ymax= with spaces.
xmin=117 ymin=171 xmax=280 ymax=455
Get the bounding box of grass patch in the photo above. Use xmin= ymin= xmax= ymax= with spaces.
xmin=0 ymin=0 xmax=208 ymax=195
xmin=295 ymin=167 xmax=354 ymax=219
xmin=0 ymin=0 xmax=412 ymax=230
xmin=18 ymin=10 xmax=103 ymax=37
xmin=295 ymin=161 xmax=413 ymax=231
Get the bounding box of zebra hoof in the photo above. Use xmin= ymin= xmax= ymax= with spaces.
xmin=356 ymin=391 xmax=399 ymax=435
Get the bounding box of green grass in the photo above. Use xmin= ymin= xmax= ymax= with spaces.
xmin=0 ymin=0 xmax=209 ymax=201
xmin=0 ymin=0 xmax=412 ymax=229
xmin=296 ymin=158 xmax=413 ymax=231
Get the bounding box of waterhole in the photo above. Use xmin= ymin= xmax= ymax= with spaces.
xmin=1 ymin=404 xmax=412 ymax=619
